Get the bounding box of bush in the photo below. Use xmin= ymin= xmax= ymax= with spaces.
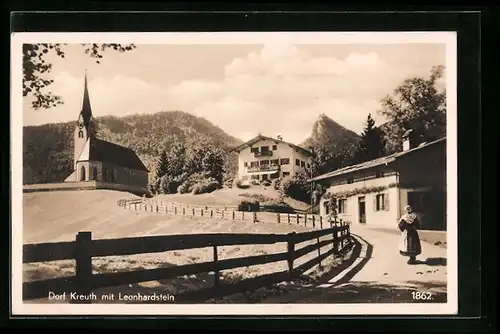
xmin=273 ymin=177 xmax=282 ymax=190
xmin=279 ymin=173 xmax=310 ymax=203
xmin=235 ymin=178 xmax=251 ymax=189
xmin=238 ymin=199 xmax=260 ymax=211
xmin=191 ymin=180 xmax=220 ymax=195
xmin=260 ymin=179 xmax=271 ymax=187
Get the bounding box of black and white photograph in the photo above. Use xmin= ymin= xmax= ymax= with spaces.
xmin=11 ymin=31 xmax=457 ymax=315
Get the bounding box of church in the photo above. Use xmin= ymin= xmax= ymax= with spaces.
xmin=64 ymin=73 xmax=149 ymax=195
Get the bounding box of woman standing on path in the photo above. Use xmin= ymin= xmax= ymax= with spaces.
xmin=398 ymin=205 xmax=422 ymax=264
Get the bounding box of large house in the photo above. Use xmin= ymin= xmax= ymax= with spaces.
xmin=64 ymin=73 xmax=149 ymax=195
xmin=231 ymin=134 xmax=314 ymax=182
xmin=310 ymin=133 xmax=447 ymax=231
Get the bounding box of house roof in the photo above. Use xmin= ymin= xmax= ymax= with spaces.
xmin=309 ymin=137 xmax=446 ymax=182
xmin=78 ymin=137 xmax=149 ymax=172
xmin=230 ymin=134 xmax=313 ymax=156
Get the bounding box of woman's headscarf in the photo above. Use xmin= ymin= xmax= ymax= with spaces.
xmin=401 ymin=205 xmax=417 ymax=224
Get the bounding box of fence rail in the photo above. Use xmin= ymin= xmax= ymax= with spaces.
xmin=116 ymin=199 xmax=350 ymax=230
xmin=23 ymin=222 xmax=352 ymax=302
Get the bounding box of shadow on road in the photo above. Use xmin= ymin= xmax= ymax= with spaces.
xmin=420 ymin=257 xmax=447 ymax=266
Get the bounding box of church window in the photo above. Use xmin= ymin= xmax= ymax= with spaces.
xmin=80 ymin=166 xmax=86 ymax=181
xmin=78 ymin=130 xmax=84 ymax=138
xmin=91 ymin=167 xmax=98 ymax=181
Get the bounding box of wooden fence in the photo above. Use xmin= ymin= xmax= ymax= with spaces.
xmin=23 ymin=222 xmax=352 ymax=303
xmin=117 ymin=199 xmax=349 ymax=230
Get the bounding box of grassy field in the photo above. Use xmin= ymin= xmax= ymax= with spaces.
xmin=153 ymin=186 xmax=311 ymax=212
xmin=22 ymin=189 xmax=350 ymax=303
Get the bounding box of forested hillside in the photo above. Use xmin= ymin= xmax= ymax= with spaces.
xmin=23 ymin=111 xmax=242 ymax=184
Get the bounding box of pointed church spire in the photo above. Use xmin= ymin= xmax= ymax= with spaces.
xmin=80 ymin=70 xmax=93 ymax=126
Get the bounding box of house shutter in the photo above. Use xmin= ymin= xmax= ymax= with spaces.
xmin=373 ymin=195 xmax=378 ymax=211
xmin=344 ymin=199 xmax=348 ymax=213
xmin=384 ymin=193 xmax=390 ymax=211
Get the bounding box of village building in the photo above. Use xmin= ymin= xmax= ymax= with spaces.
xmin=64 ymin=73 xmax=149 ymax=195
xmin=231 ymin=134 xmax=314 ymax=183
xmin=311 ymin=133 xmax=447 ymax=231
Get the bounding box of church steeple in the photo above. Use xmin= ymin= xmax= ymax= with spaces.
xmin=80 ymin=70 xmax=93 ymax=127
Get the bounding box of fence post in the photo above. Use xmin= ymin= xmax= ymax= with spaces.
xmin=277 ymin=213 xmax=281 ymax=224
xmin=222 ymin=210 xmax=225 ymax=219
xmin=312 ymin=215 xmax=315 ymax=228
xmin=287 ymin=232 xmax=296 ymax=281
xmin=288 ymin=213 xmax=290 ymax=224
xmin=232 ymin=211 xmax=235 ymax=220
xmin=201 ymin=209 xmax=204 ymax=217
xmin=304 ymin=214 xmax=307 ymax=227
xmin=165 ymin=206 xmax=168 ymax=214
xmin=320 ymin=216 xmax=323 ymax=229
xmin=156 ymin=205 xmax=159 ymax=213
xmin=73 ymin=231 xmax=93 ymax=304
xmin=213 ymin=245 xmax=219 ymax=299
xmin=333 ymin=226 xmax=339 ymax=254
xmin=296 ymin=213 xmax=299 ymax=225
xmin=242 ymin=211 xmax=245 ymax=220
xmin=192 ymin=208 xmax=195 ymax=216
xmin=253 ymin=212 xmax=257 ymax=223
xmin=135 ymin=203 xmax=137 ymax=211
xmin=174 ymin=206 xmax=178 ymax=215
xmin=182 ymin=207 xmax=185 ymax=215
xmin=317 ymin=237 xmax=322 ymax=269
xmin=211 ymin=210 xmax=214 ymax=218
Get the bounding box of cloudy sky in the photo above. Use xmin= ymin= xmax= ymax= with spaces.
xmin=23 ymin=42 xmax=445 ymax=144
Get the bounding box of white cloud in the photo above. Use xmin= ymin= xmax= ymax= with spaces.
xmin=23 ymin=44 xmax=444 ymax=144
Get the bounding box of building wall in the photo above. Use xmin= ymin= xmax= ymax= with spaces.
xmin=75 ymin=160 xmax=148 ymax=190
xmin=237 ymin=139 xmax=311 ymax=180
xmin=395 ymin=140 xmax=447 ymax=230
xmin=318 ymin=168 xmax=400 ymax=227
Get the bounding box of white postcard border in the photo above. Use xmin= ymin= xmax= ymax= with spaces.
xmin=11 ymin=31 xmax=458 ymax=316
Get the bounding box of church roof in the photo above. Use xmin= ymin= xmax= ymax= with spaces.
xmin=79 ymin=72 xmax=93 ymax=127
xmin=78 ymin=137 xmax=149 ymax=172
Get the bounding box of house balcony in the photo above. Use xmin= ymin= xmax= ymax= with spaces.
xmin=247 ymin=164 xmax=279 ymax=173
xmin=254 ymin=151 xmax=273 ymax=158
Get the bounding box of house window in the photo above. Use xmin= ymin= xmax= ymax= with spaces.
xmin=272 ymin=145 xmax=277 ymax=150
xmin=324 ymin=201 xmax=330 ymax=215
xmin=91 ymin=167 xmax=98 ymax=181
xmin=270 ymin=172 xmax=279 ymax=179
xmin=300 ymin=160 xmax=305 ymax=168
xmin=295 ymin=159 xmax=300 ymax=166
xmin=282 ymin=172 xmax=290 ymax=177
xmin=250 ymin=161 xmax=259 ymax=167
xmin=261 ymin=146 xmax=269 ymax=152
xmin=375 ymin=193 xmax=389 ymax=211
xmin=244 ymin=162 xmax=248 ymax=167
xmin=271 ymin=159 xmax=279 ymax=166
xmin=78 ymin=130 xmax=84 ymax=138
xmin=262 ymin=174 xmax=268 ymax=181
xmin=250 ymin=147 xmax=259 ymax=153
xmin=338 ymin=199 xmax=347 ymax=213
xmin=280 ymin=158 xmax=290 ymax=165
xmin=260 ymin=160 xmax=270 ymax=166
xmin=251 ymin=175 xmax=259 ymax=180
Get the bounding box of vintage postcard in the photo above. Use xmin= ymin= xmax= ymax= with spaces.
xmin=11 ymin=31 xmax=458 ymax=316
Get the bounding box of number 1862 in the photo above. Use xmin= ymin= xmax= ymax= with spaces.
xmin=412 ymin=292 xmax=433 ymax=300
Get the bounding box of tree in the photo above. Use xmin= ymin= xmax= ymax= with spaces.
xmin=352 ymin=113 xmax=386 ymax=164
xmin=201 ymin=146 xmax=225 ymax=184
xmin=378 ymin=65 xmax=446 ymax=154
xmin=165 ymin=142 xmax=186 ymax=178
xmin=23 ymin=43 xmax=137 ymax=110
xmin=149 ymin=150 xmax=169 ymax=194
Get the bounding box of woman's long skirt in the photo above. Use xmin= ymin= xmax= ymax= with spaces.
xmin=399 ymin=228 xmax=422 ymax=257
